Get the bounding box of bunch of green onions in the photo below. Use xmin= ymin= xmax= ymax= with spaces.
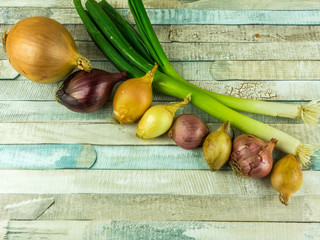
xmin=73 ymin=0 xmax=319 ymax=166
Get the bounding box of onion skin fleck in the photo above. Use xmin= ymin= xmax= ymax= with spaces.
xmin=56 ymin=69 xmax=127 ymax=113
xmin=230 ymin=134 xmax=277 ymax=178
xmin=202 ymin=121 xmax=232 ymax=171
xmin=271 ymin=154 xmax=303 ymax=206
xmin=168 ymin=114 xmax=209 ymax=150
xmin=3 ymin=16 xmax=91 ymax=83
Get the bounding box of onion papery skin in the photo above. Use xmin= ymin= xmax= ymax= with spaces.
xmin=168 ymin=114 xmax=209 ymax=150
xmin=3 ymin=16 xmax=91 ymax=83
xmin=56 ymin=69 xmax=127 ymax=113
xmin=230 ymin=134 xmax=277 ymax=178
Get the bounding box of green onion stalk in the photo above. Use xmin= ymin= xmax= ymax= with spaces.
xmin=74 ymin=0 xmax=317 ymax=166
xmin=127 ymin=0 xmax=320 ymax=126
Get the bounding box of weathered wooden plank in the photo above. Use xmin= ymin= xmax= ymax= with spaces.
xmin=5 ymin=220 xmax=88 ymax=240
xmin=0 ymin=170 xmax=318 ymax=196
xmin=2 ymin=8 xmax=320 ymax=25
xmin=2 ymin=0 xmax=320 ymax=10
xmin=1 ymin=144 xmax=318 ymax=170
xmin=197 ymin=80 xmax=320 ymax=100
xmin=0 ymin=122 xmax=172 ymax=145
xmin=4 ymin=24 xmax=320 ymax=43
xmin=161 ymin=25 xmax=320 ymax=43
xmin=0 ymin=221 xmax=7 ymax=240
xmin=161 ymin=42 xmax=320 ymax=61
xmin=0 ymin=191 xmax=319 ymax=221
xmin=5 ymin=197 xmax=55 ymax=220
xmin=1 ymin=79 xmax=319 ymax=101
xmin=3 ymin=41 xmax=320 ymax=61
xmin=0 ymin=144 xmax=209 ymax=170
xmin=0 ymin=144 xmax=96 ymax=169
xmin=3 ymin=59 xmax=320 ymax=83
xmin=0 ymin=122 xmax=318 ymax=145
xmin=210 ymin=61 xmax=320 ymax=80
xmin=4 ymin=220 xmax=320 ymax=240
xmin=0 ymin=100 xmax=307 ymax=124
xmin=0 ymin=60 xmax=19 ymax=79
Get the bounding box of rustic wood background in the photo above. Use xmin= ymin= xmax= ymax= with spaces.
xmin=1 ymin=0 xmax=320 ymax=239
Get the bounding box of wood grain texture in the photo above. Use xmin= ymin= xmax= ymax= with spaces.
xmin=0 ymin=60 xmax=19 ymax=79
xmin=0 ymin=192 xmax=319 ymax=221
xmin=4 ymin=24 xmax=320 ymax=43
xmin=3 ymin=41 xmax=320 ymax=61
xmin=3 ymin=59 xmax=320 ymax=82
xmin=0 ymin=122 xmax=318 ymax=146
xmin=0 ymin=170 xmax=318 ymax=196
xmin=5 ymin=197 xmax=55 ymax=220
xmin=1 ymin=0 xmax=320 ymax=236
xmin=0 ymin=221 xmax=7 ymax=240
xmin=1 ymin=80 xmax=319 ymax=101
xmin=210 ymin=61 xmax=320 ymax=80
xmin=0 ymin=100 xmax=310 ymax=124
xmin=3 ymin=220 xmax=320 ymax=240
xmin=2 ymin=8 xmax=320 ymax=25
xmin=1 ymin=144 xmax=318 ymax=170
xmin=0 ymin=144 xmax=209 ymax=170
xmin=2 ymin=0 xmax=320 ymax=10
xmin=0 ymin=144 xmax=96 ymax=169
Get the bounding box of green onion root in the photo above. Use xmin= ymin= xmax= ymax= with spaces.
xmin=300 ymin=99 xmax=320 ymax=126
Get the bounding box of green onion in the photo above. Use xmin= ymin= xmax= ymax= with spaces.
xmin=128 ymin=0 xmax=185 ymax=81
xmin=74 ymin=0 xmax=316 ymax=166
xmin=206 ymin=92 xmax=320 ymax=126
xmin=73 ymin=0 xmax=143 ymax=77
xmin=98 ymin=0 xmax=154 ymax=63
xmin=85 ymin=0 xmax=154 ymax=73
xmin=128 ymin=0 xmax=320 ymax=126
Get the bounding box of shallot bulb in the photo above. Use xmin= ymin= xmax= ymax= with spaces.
xmin=136 ymin=94 xmax=191 ymax=140
xmin=168 ymin=114 xmax=209 ymax=149
xmin=230 ymin=134 xmax=277 ymax=178
xmin=271 ymin=154 xmax=303 ymax=206
xmin=56 ymin=69 xmax=127 ymax=113
xmin=113 ymin=63 xmax=157 ymax=124
xmin=202 ymin=121 xmax=232 ymax=171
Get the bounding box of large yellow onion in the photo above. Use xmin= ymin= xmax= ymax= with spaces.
xmin=2 ymin=16 xmax=91 ymax=83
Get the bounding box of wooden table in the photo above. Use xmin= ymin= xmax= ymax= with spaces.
xmin=1 ymin=0 xmax=320 ymax=239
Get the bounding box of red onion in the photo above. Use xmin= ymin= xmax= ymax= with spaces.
xmin=168 ymin=114 xmax=209 ymax=149
xmin=230 ymin=134 xmax=277 ymax=178
xmin=56 ymin=69 xmax=127 ymax=113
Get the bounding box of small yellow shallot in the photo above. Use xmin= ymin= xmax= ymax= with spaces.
xmin=202 ymin=121 xmax=232 ymax=171
xmin=271 ymin=154 xmax=303 ymax=206
xmin=136 ymin=94 xmax=191 ymax=140
xmin=113 ymin=63 xmax=157 ymax=124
